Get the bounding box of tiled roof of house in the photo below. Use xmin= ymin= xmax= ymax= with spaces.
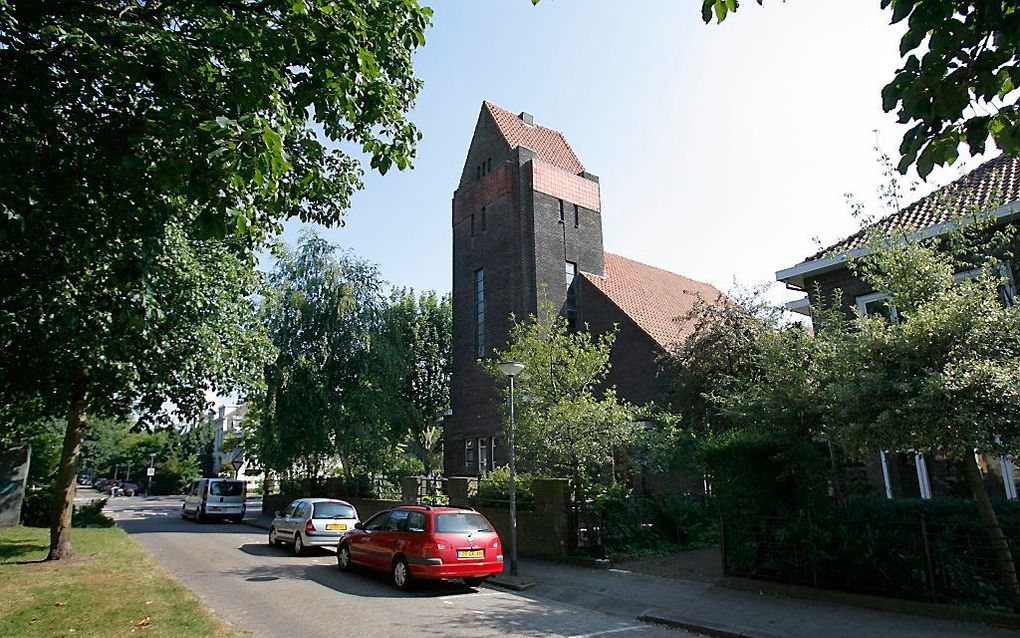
xmin=809 ymin=155 xmax=1020 ymax=261
xmin=484 ymin=101 xmax=585 ymax=175
xmin=582 ymin=253 xmax=722 ymax=352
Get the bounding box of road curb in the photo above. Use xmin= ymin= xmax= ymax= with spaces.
xmin=486 ymin=574 xmax=537 ymax=591
xmin=638 ymin=609 xmax=785 ymax=638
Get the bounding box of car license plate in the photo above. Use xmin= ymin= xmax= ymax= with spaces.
xmin=326 ymin=524 xmax=347 ymax=531
xmin=457 ymin=549 xmax=484 ymax=559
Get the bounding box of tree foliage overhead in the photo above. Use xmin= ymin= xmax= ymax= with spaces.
xmin=1 ymin=0 xmax=432 ymax=240
xmin=702 ymin=0 xmax=1020 ymax=178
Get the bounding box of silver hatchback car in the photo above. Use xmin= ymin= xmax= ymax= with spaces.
xmin=269 ymin=498 xmax=360 ymax=555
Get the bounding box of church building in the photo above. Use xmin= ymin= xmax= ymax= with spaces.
xmin=442 ymin=102 xmax=721 ymax=475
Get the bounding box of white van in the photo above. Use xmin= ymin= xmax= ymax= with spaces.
xmin=182 ymin=478 xmax=246 ymax=523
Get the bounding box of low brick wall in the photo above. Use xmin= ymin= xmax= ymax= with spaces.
xmin=261 ymin=477 xmax=573 ymax=559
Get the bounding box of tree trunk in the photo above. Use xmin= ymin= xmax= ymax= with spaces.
xmin=963 ymin=449 xmax=1020 ymax=610
xmin=47 ymin=368 xmax=91 ymax=561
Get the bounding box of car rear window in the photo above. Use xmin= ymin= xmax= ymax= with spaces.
xmin=313 ymin=502 xmax=356 ymax=519
xmin=209 ymin=481 xmax=244 ymax=496
xmin=435 ymin=512 xmax=493 ymax=533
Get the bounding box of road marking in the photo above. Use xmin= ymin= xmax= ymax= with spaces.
xmin=607 ymin=568 xmax=631 ymax=575
xmin=567 ymin=626 xmax=646 ymax=638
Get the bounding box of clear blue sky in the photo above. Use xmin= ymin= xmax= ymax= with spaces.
xmin=279 ymin=0 xmax=990 ymax=305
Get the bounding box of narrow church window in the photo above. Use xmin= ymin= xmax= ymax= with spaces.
xmin=475 ymin=269 xmax=485 ymax=357
xmin=573 ymin=204 xmax=580 ymax=228
xmin=487 ymin=158 xmax=492 ymax=173
xmin=558 ymin=199 xmax=565 ymax=223
xmin=470 ymin=213 xmax=475 ymax=237
xmin=476 ymin=165 xmax=481 ymax=180
xmin=478 ymin=207 xmax=486 ymax=232
xmin=565 ymin=261 xmax=578 ymax=332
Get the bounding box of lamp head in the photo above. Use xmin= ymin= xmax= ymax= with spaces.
xmin=497 ymin=361 xmax=526 ymax=378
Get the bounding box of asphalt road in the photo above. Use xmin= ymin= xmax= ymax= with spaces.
xmin=106 ymin=497 xmax=695 ymax=638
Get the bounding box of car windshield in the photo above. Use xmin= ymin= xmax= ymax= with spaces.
xmin=313 ymin=502 xmax=356 ymax=519
xmin=435 ymin=512 xmax=492 ymax=533
xmin=209 ymin=481 xmax=244 ymax=496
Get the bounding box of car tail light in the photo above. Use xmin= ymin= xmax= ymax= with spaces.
xmin=423 ymin=540 xmax=446 ymax=558
xmin=491 ymin=539 xmax=500 ymax=549
xmin=305 ymin=519 xmax=315 ymax=533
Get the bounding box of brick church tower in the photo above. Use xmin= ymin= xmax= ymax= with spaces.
xmin=443 ymin=102 xmax=720 ymax=476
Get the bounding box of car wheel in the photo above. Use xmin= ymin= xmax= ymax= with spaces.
xmin=269 ymin=528 xmax=279 ymax=546
xmin=180 ymin=505 xmax=187 ymax=519
xmin=337 ymin=544 xmax=353 ymax=571
xmin=293 ymin=532 xmax=305 ymax=555
xmin=392 ymin=557 xmax=411 ymax=591
xmin=194 ymin=506 xmax=203 ymax=523
xmin=464 ymin=577 xmax=485 ymax=587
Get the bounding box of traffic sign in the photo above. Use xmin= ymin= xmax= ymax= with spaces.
xmin=146 ymin=467 xmax=155 ymax=477
xmin=231 ymin=457 xmax=244 ymax=472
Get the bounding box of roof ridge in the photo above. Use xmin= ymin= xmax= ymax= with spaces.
xmin=808 ymin=154 xmax=1019 ymax=261
xmin=603 ymin=251 xmax=714 ymax=289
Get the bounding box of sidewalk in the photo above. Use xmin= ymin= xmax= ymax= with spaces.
xmin=508 ymin=559 xmax=1017 ymax=638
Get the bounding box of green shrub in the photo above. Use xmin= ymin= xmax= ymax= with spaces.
xmin=702 ymin=429 xmax=829 ymax=519
xmin=19 ymin=490 xmax=114 ymax=528
xmin=596 ymin=485 xmax=717 ymax=556
xmin=72 ymin=498 xmax=115 ymax=527
xmin=476 ymin=466 xmax=538 ymax=509
xmin=721 ymin=498 xmax=1020 ymax=612
xmin=19 ymin=488 xmax=51 ymax=527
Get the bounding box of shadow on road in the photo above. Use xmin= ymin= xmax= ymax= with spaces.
xmin=224 ymin=544 xmax=480 ymax=599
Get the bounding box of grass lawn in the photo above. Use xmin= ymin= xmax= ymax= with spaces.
xmin=0 ymin=526 xmax=240 ymax=638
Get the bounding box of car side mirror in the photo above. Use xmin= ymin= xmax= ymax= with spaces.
xmin=354 ymin=522 xmax=365 ymax=530
xmin=274 ymin=511 xmax=281 ymax=517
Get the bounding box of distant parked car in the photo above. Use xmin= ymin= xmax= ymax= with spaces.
xmin=337 ymin=506 xmax=503 ymax=590
xmin=269 ymin=498 xmax=360 ymax=555
xmin=120 ymin=482 xmax=141 ymax=496
xmin=181 ymin=478 xmax=246 ymax=522
xmin=94 ymin=478 xmax=109 ymax=492
xmin=77 ymin=475 xmax=92 ymax=487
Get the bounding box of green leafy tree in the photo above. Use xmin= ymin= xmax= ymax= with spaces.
xmin=251 ymin=230 xmax=401 ymax=478
xmin=488 ymin=304 xmax=636 ymax=496
xmin=700 ymin=0 xmax=1020 ymax=177
xmin=380 ymin=289 xmax=452 ymax=475
xmin=665 ymin=285 xmax=818 ymax=435
xmin=820 ymin=230 xmax=1020 ymax=608
xmin=1 ymin=0 xmax=431 ymax=560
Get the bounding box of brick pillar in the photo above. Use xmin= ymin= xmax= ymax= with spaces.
xmin=447 ymin=476 xmax=478 ymax=507
xmin=533 ymin=478 xmax=571 ymax=557
xmin=401 ymin=476 xmax=422 ymax=504
xmin=325 ymin=477 xmax=343 ymax=499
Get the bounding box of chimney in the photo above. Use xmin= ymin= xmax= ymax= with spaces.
xmin=519 ymin=112 xmax=534 ymax=125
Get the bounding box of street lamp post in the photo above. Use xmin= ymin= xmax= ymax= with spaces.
xmin=497 ymin=361 xmax=525 ymax=577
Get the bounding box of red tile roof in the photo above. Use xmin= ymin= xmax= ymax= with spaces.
xmin=582 ymin=253 xmax=723 ymax=351
xmin=484 ymin=101 xmax=585 ymax=175
xmin=810 ymin=155 xmax=1020 ymax=261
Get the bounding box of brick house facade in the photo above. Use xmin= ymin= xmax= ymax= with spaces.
xmin=775 ymin=155 xmax=1020 ymax=501
xmin=442 ymin=102 xmax=720 ymax=476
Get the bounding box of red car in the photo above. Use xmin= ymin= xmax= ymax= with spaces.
xmin=337 ymin=506 xmax=503 ymax=590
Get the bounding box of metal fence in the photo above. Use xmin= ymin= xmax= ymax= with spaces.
xmin=721 ymin=513 xmax=1020 ymax=612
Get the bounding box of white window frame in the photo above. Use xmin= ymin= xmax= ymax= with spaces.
xmin=856 ymin=292 xmax=899 ymax=322
xmin=955 ymin=264 xmax=1017 ymax=305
